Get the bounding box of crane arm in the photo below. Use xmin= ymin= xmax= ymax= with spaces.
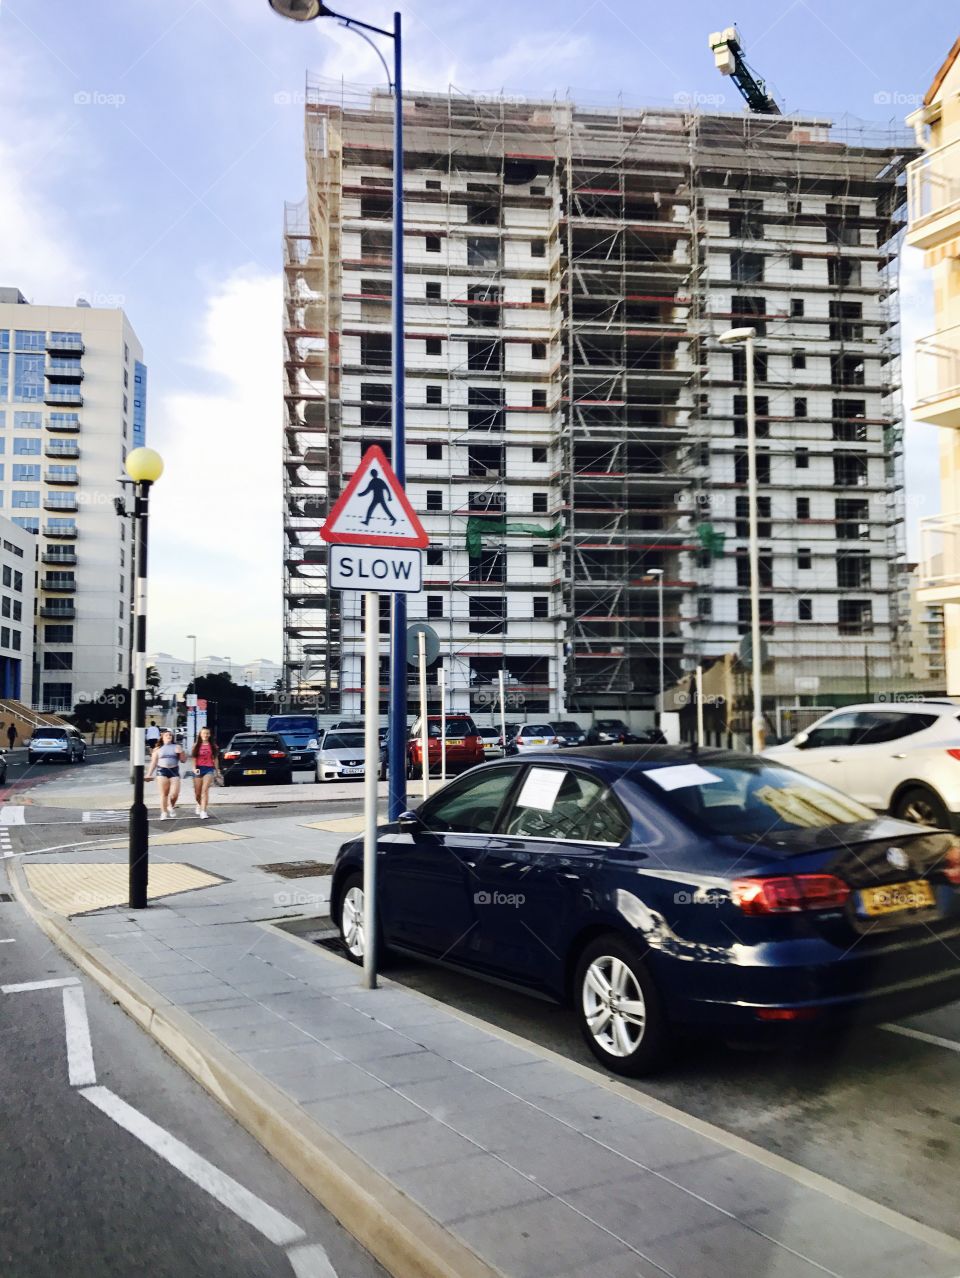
xmin=708 ymin=27 xmax=780 ymax=115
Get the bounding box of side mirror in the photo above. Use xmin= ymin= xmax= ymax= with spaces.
xmin=397 ymin=810 xmax=421 ymax=832
xmin=793 ymin=732 xmax=810 ymax=749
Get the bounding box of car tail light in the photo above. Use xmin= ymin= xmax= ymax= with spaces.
xmin=269 ymin=750 xmax=287 ymax=759
xmin=731 ymin=874 xmax=850 ymax=915
xmin=223 ymin=750 xmax=239 ymax=760
xmin=947 ymin=750 xmax=960 ymax=762
xmin=943 ymin=846 xmax=960 ymax=886
xmin=755 ymin=1007 xmax=818 ymax=1022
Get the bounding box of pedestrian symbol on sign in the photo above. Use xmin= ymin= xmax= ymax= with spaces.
xmin=358 ymin=468 xmax=397 ymax=527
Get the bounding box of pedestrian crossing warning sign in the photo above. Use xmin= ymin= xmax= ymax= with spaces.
xmin=320 ymin=444 xmax=429 ymax=548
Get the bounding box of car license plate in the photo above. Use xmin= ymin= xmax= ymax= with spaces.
xmin=858 ymin=879 xmax=935 ymax=916
xmin=343 ymin=766 xmax=363 ymax=775
xmin=446 ymin=739 xmax=463 ymax=747
xmin=532 ymin=738 xmax=545 ymax=745
xmin=243 ymin=768 xmax=267 ymax=776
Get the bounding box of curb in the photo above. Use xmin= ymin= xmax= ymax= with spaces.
xmin=8 ymin=859 xmax=502 ymax=1278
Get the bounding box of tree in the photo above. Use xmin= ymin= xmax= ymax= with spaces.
xmin=146 ymin=665 xmax=162 ymax=707
xmin=74 ymin=684 xmax=131 ymax=743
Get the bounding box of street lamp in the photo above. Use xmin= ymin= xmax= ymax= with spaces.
xmin=186 ymin=634 xmax=197 ymax=689
xmin=717 ymin=326 xmax=764 ymax=753
xmin=268 ymin=0 xmax=408 ymax=820
xmin=647 ymin=569 xmax=664 ymax=725
xmin=125 ymin=446 xmax=164 ymax=909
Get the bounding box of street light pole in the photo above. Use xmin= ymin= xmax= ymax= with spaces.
xmin=267 ymin=1 xmax=407 ymax=819
xmin=186 ymin=634 xmax=197 ymax=688
xmin=126 ymin=447 xmax=164 ymax=909
xmin=648 ymin=569 xmax=664 ymax=724
xmin=718 ymin=326 xmax=764 ymax=753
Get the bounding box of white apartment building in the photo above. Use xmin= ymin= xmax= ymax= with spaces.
xmin=282 ymin=87 xmax=913 ymax=727
xmin=148 ymin=652 xmax=282 ymax=696
xmin=0 ymin=288 xmax=146 ymax=711
xmin=0 ymin=514 xmax=36 ymax=705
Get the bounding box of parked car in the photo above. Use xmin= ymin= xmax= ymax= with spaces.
xmin=0 ymin=751 xmax=8 ymax=784
xmin=330 ymin=719 xmax=367 ymax=732
xmin=765 ymin=701 xmax=960 ymax=830
xmin=221 ymin=732 xmax=293 ymax=786
xmin=635 ymin=727 xmax=667 ymax=745
xmin=477 ymin=726 xmax=505 ymax=759
xmin=551 ymin=721 xmax=586 ymax=747
xmin=265 ymin=714 xmax=319 ymax=771
xmin=28 ymin=726 xmax=86 ymax=765
xmin=505 ymin=723 xmax=561 ymax=755
xmin=407 ymin=715 xmax=484 ymax=777
xmin=589 ymin=718 xmax=636 ymax=744
xmin=331 ymin=746 xmax=960 ymax=1076
xmin=315 ymin=729 xmax=384 ymax=782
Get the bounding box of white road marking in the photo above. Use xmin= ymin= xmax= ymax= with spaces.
xmin=80 ymin=1086 xmax=307 ymax=1248
xmin=2 ymin=976 xmax=80 ymax=993
xmin=83 ymin=810 xmax=126 ymax=823
xmin=0 ymin=938 xmax=15 ymax=943
xmin=881 ymin=1023 xmax=960 ymax=1054
xmin=286 ymin=1242 xmax=339 ymax=1278
xmin=62 ymin=985 xmax=96 ymax=1086
xmin=1 ymin=806 xmax=25 ymax=824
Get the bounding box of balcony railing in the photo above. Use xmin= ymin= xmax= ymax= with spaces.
xmin=39 ymin=604 xmax=76 ymax=618
xmin=46 ymin=335 xmax=84 ymax=354
xmin=43 ymin=523 xmax=77 ymax=538
xmin=918 ymin=512 xmax=960 ymax=601
xmin=45 ymin=359 xmax=84 ymax=381
xmin=906 ymin=137 xmax=960 ymax=252
xmin=44 ymin=387 xmax=83 ymax=407
xmin=41 ymin=577 xmax=77 ymax=592
xmin=45 ymin=443 xmax=79 ymax=459
xmin=41 ymin=551 xmax=77 ymax=565
xmin=914 ymin=324 xmax=960 ymax=429
xmin=44 ymin=495 xmax=78 ymax=511
xmin=44 ymin=468 xmax=79 ymax=485
xmin=47 ymin=414 xmax=80 ymax=432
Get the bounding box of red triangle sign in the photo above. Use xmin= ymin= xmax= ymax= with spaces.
xmin=320 ymin=445 xmax=429 ymax=548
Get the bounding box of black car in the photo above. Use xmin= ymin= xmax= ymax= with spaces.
xmin=551 ymin=721 xmax=586 ymax=747
xmin=590 ymin=718 xmax=637 ymax=744
xmin=331 ymin=747 xmax=960 ymax=1076
xmin=221 ymin=733 xmax=293 ymax=786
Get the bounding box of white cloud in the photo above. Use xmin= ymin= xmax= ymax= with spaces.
xmin=147 ymin=270 xmax=283 ymax=662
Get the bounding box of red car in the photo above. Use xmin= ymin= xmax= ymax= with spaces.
xmin=407 ymin=715 xmax=484 ymax=777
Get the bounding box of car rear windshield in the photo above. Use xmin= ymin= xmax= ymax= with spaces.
xmin=323 ymin=733 xmax=364 ymax=749
xmin=266 ymin=717 xmax=316 ymax=733
xmin=231 ymin=735 xmax=283 ymax=748
xmin=478 ymin=727 xmax=501 ymax=738
xmin=36 ymin=728 xmax=68 ymax=738
xmin=639 ymin=760 xmax=875 ymax=837
xmin=552 ymin=723 xmax=580 ymax=733
xmin=523 ymin=725 xmax=554 ymax=736
xmin=424 ymin=718 xmax=476 ymax=737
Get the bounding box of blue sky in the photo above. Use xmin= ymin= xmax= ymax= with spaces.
xmin=0 ymin=0 xmax=954 ymax=661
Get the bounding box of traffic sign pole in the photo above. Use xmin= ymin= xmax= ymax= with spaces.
xmin=418 ymin=629 xmax=430 ymax=801
xmin=362 ymin=589 xmax=379 ymax=990
xmin=498 ymin=669 xmax=507 ymax=751
xmin=439 ymin=666 xmax=447 ymax=783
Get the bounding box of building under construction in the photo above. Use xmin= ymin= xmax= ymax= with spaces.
xmin=282 ymin=82 xmax=915 ymax=725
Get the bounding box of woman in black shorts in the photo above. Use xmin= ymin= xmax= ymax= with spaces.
xmin=145 ymin=728 xmax=185 ymax=819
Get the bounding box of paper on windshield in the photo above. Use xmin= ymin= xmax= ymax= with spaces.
xmin=646 ymin=763 xmax=723 ymax=792
xmin=517 ymin=766 xmax=566 ymax=811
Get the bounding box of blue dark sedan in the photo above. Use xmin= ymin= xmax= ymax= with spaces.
xmin=330 ymin=747 xmax=960 ymax=1075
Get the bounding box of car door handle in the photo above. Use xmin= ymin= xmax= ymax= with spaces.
xmin=891 ymin=753 xmax=906 ymax=759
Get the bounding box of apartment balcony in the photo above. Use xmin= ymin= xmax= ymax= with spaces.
xmin=913 ymin=324 xmax=960 ymax=429
xmin=41 ymin=551 xmax=77 ymax=565
xmin=45 ymin=359 xmax=84 ymax=382
xmin=906 ymin=138 xmax=960 ymax=253
xmin=43 ymin=495 xmax=78 ymax=512
xmin=45 ymin=442 xmax=79 ymax=459
xmin=917 ymin=512 xmax=960 ymax=603
xmin=43 ymin=523 xmax=77 ymax=538
xmin=44 ymin=387 xmax=83 ymax=407
xmin=44 ymin=468 xmax=79 ymax=485
xmin=41 ymin=576 xmax=77 ymax=593
xmin=40 ymin=604 xmax=76 ymax=618
xmin=46 ymin=414 xmax=80 ymax=432
xmin=46 ymin=334 xmax=84 ymax=354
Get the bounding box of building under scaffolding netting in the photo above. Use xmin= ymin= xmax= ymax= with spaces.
xmin=281 ymin=81 xmax=915 ymax=724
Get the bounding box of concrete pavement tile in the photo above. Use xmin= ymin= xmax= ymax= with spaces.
xmin=450 ymin=1196 xmax=628 ymax=1278
xmin=564 ymin=1173 xmax=726 ymax=1248
xmin=365 ymin=1050 xmax=464 ymax=1088
xmin=440 ymin=1037 xmax=539 ymax=1072
xmin=321 ymin=1029 xmax=426 ymax=1063
xmin=407 ymin=1022 xmax=496 ymax=1054
xmin=661 ymin=1151 xmax=806 ymax=1216
xmin=346 ymin=1119 xmax=480 ymax=1174
xmin=641 ymin=1218 xmax=826 ymax=1278
xmin=393 ymin=1153 xmax=548 ymax=1225
xmin=172 ymin=985 xmax=246 ymax=1006
xmin=192 ymin=1003 xmax=288 ymax=1031
xmin=397 ymin=1070 xmax=524 ymax=1118
xmin=480 ymin=1060 xmax=595 ymax=1101
xmin=237 ymin=1041 xmax=339 ymax=1081
xmin=546 ymin=1254 xmax=655 ymax=1278
xmin=492 ymin=1126 xmax=638 ymax=1194
xmin=176 ymin=996 xmax=255 ymax=1014
xmin=215 ymin=1020 xmax=316 ymax=1052
xmin=303 ymin=1088 xmax=427 ymax=1136
xmin=280 ymin=1059 xmax=386 ymax=1104
xmin=597 ymin=1114 xmax=725 ymax=1172
xmin=530 ymin=1089 xmax=661 ymax=1138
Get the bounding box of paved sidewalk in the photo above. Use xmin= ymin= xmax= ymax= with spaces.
xmin=11 ymin=813 xmax=960 ymax=1278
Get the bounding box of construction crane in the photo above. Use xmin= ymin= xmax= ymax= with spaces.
xmin=708 ymin=26 xmax=780 ymax=114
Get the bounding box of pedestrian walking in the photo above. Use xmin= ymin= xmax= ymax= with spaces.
xmin=145 ymin=728 xmax=185 ymax=819
xmin=6 ymin=723 xmax=16 ymax=751
xmin=358 ymin=467 xmax=397 ymax=526
xmin=190 ymin=726 xmax=222 ymax=820
xmin=145 ymin=720 xmax=161 ymax=749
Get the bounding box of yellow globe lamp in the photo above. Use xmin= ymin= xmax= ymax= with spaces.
xmin=125 ymin=447 xmax=164 ymax=484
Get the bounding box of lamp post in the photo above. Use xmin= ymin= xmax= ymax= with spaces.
xmin=647 ymin=569 xmax=664 ymax=725
xmin=267 ymin=0 xmax=408 ymax=819
xmin=718 ymin=326 xmax=764 ymax=753
xmin=186 ymin=634 xmax=197 ymax=688
xmin=126 ymin=447 xmax=164 ymax=909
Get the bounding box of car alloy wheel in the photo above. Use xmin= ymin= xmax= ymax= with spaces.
xmin=895 ymin=786 xmax=949 ymax=829
xmin=574 ymin=935 xmax=669 ymax=1076
xmin=339 ymin=879 xmax=365 ymax=961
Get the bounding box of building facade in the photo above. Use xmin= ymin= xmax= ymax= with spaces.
xmin=0 ymin=515 xmax=36 ymax=704
xmin=0 ymin=288 xmax=145 ymax=711
xmin=911 ymin=40 xmax=960 ymax=694
xmin=282 ymin=87 xmax=912 ymax=725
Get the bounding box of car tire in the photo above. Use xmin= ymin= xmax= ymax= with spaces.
xmin=893 ymin=786 xmax=951 ymax=829
xmin=406 ymin=758 xmax=417 ymax=780
xmin=574 ymin=934 xmax=670 ymax=1077
xmin=335 ymin=871 xmax=387 ymax=967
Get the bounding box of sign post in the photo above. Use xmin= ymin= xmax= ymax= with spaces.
xmin=439 ymin=666 xmax=447 ymax=783
xmin=320 ymin=445 xmax=428 ymax=990
xmin=498 ymin=668 xmax=507 ymax=751
xmin=418 ymin=629 xmax=429 ymax=801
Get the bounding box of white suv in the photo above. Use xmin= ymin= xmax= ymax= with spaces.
xmin=765 ymin=700 xmax=960 ymax=829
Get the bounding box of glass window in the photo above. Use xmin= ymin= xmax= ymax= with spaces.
xmin=14 ymin=331 xmax=45 ymax=351
xmin=800 ymin=712 xmax=861 ymax=749
xmin=12 ymin=491 xmax=39 ymax=507
xmin=14 ymin=438 xmax=41 ymax=455
xmin=13 ymin=354 xmax=44 ymax=401
xmin=12 ymin=464 xmax=40 ymax=482
xmin=502 ymin=767 xmax=630 ymax=843
xmin=13 ymin=571 xmax=22 ymax=591
xmin=11 ymin=630 xmax=19 ymax=651
xmin=0 ymin=353 xmax=7 ymax=400
xmin=851 ymin=712 xmax=937 ymax=745
xmin=45 ymin=625 xmax=73 ymax=642
xmin=0 ymin=627 xmax=8 ymax=648
xmin=1 ymin=566 xmax=9 ymax=587
xmin=11 ymin=517 xmax=39 ymax=532
xmin=419 ymin=767 xmax=517 ymax=833
xmin=14 ymin=412 xmax=41 ymax=430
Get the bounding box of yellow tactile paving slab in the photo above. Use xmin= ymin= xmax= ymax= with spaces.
xmin=302 ymin=816 xmax=366 ymax=833
xmin=24 ymin=863 xmax=224 ymax=916
xmin=97 ymin=827 xmax=242 ymax=849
